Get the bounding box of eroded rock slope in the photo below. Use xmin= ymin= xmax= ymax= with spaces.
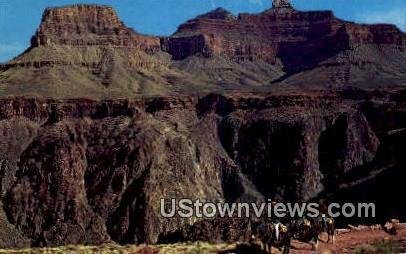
xmin=0 ymin=90 xmax=403 ymax=247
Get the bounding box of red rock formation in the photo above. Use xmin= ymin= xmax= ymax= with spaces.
xmin=1 ymin=3 xmax=405 ymax=95
xmin=164 ymin=8 xmax=339 ymax=61
xmin=163 ymin=2 xmax=405 ymax=78
xmin=340 ymin=23 xmax=405 ymax=45
xmin=31 ymin=4 xmax=160 ymax=52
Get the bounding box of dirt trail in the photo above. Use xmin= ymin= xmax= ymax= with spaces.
xmin=288 ymin=224 xmax=406 ymax=254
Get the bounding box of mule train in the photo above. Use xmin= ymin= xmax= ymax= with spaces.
xmin=250 ymin=215 xmax=336 ymax=254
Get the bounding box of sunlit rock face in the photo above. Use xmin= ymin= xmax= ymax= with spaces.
xmin=1 ymin=3 xmax=405 ymax=97
xmin=31 ymin=4 xmax=160 ymax=51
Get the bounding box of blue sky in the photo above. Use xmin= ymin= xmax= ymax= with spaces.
xmin=0 ymin=0 xmax=405 ymax=62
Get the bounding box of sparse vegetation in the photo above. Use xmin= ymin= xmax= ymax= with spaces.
xmin=0 ymin=242 xmax=235 ymax=254
xmin=354 ymin=240 xmax=400 ymax=254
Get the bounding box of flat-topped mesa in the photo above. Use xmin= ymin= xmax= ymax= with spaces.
xmin=163 ymin=6 xmax=341 ymax=61
xmin=163 ymin=2 xmax=405 ymax=66
xmin=31 ymin=4 xmax=160 ymax=52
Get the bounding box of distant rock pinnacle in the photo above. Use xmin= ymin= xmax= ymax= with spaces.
xmin=272 ymin=0 xmax=293 ymax=9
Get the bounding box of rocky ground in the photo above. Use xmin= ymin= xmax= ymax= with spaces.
xmin=292 ymin=224 xmax=406 ymax=254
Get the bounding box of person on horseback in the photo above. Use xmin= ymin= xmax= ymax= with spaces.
xmin=270 ymin=221 xmax=291 ymax=254
xmin=294 ymin=216 xmax=322 ymax=250
xmin=322 ymin=214 xmax=336 ymax=243
xmin=250 ymin=217 xmax=292 ymax=254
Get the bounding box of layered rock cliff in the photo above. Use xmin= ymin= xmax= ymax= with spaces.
xmin=0 ymin=3 xmax=405 ymax=98
xmin=32 ymin=5 xmax=160 ymax=52
xmin=164 ymin=4 xmax=405 ymax=86
xmin=0 ymin=5 xmax=179 ymax=98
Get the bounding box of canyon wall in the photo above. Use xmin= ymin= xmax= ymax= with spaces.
xmin=1 ymin=90 xmax=403 ymax=247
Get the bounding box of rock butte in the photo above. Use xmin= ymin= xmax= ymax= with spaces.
xmin=32 ymin=5 xmax=160 ymax=51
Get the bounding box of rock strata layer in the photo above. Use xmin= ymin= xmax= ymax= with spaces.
xmin=32 ymin=5 xmax=160 ymax=51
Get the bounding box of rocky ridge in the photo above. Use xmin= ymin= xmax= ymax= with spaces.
xmin=163 ymin=0 xmax=405 ymax=77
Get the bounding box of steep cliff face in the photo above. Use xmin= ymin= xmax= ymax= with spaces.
xmin=163 ymin=4 xmax=405 ymax=87
xmin=219 ymin=106 xmax=379 ymax=201
xmin=166 ymin=8 xmax=340 ymax=62
xmin=0 ymin=91 xmax=400 ymax=247
xmin=167 ymin=8 xmax=405 ymax=81
xmin=31 ymin=5 xmax=160 ymax=51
